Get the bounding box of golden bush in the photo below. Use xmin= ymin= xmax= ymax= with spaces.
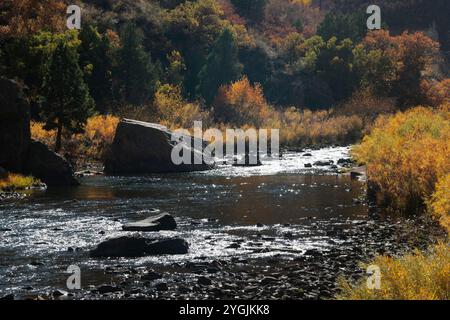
xmin=154 ymin=84 xmax=212 ymax=129
xmin=0 ymin=173 xmax=40 ymax=191
xmin=352 ymin=105 xmax=450 ymax=213
xmin=30 ymin=115 xmax=119 ymax=163
xmin=428 ymin=174 xmax=450 ymax=233
xmin=338 ymin=242 xmax=450 ymax=300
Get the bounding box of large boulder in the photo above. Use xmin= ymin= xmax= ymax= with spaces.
xmin=0 ymin=78 xmax=30 ymax=172
xmin=0 ymin=166 xmax=7 ymax=179
xmin=90 ymin=236 xmax=189 ymax=257
xmin=104 ymin=119 xmax=213 ymax=174
xmin=24 ymin=140 xmax=79 ymax=186
xmin=122 ymin=212 xmax=177 ymax=232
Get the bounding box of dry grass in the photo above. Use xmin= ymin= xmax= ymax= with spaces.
xmin=338 ymin=243 xmax=450 ymax=300
xmin=0 ymin=173 xmax=40 ymax=191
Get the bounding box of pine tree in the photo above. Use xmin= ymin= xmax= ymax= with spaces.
xmin=197 ymin=28 xmax=242 ymax=105
xmin=41 ymin=41 xmax=94 ymax=153
xmin=79 ymin=25 xmax=113 ymax=113
xmin=116 ymin=23 xmax=159 ymax=106
xmin=231 ymin=0 xmax=267 ymax=22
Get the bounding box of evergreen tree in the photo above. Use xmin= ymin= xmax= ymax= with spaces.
xmin=197 ymin=28 xmax=242 ymax=105
xmin=115 ymin=23 xmax=159 ymax=106
xmin=231 ymin=0 xmax=267 ymax=22
xmin=41 ymin=41 xmax=94 ymax=152
xmin=317 ymin=12 xmax=367 ymax=43
xmin=79 ymin=25 xmax=113 ymax=113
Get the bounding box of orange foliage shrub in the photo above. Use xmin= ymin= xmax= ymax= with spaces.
xmin=338 ymin=89 xmax=397 ymax=127
xmin=31 ymin=115 xmax=119 ymax=164
xmin=31 ymin=121 xmax=56 ymax=147
xmin=263 ymin=0 xmax=323 ymax=45
xmin=363 ymin=30 xmax=439 ymax=108
xmin=422 ymin=79 xmax=450 ymax=107
xmin=0 ymin=0 xmax=66 ymax=38
xmin=82 ymin=115 xmax=119 ymax=160
xmin=213 ymin=77 xmax=274 ymax=127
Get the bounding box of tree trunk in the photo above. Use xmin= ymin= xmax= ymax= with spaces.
xmin=55 ymin=120 xmax=62 ymax=153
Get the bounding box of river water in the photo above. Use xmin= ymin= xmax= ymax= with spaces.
xmin=0 ymin=146 xmax=436 ymax=299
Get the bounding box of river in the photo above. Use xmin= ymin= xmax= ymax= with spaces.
xmin=0 ymin=146 xmax=442 ymax=299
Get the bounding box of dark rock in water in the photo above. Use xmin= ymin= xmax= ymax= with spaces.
xmin=104 ymin=119 xmax=213 ymax=174
xmin=0 ymin=294 xmax=14 ymax=300
xmin=97 ymin=285 xmax=122 ymax=294
xmin=155 ymin=283 xmax=168 ymax=291
xmin=122 ymin=212 xmax=177 ymax=232
xmin=142 ymin=271 xmax=163 ymax=281
xmin=304 ymin=249 xmax=322 ymax=257
xmin=260 ymin=277 xmax=278 ymax=286
xmin=52 ymin=289 xmax=68 ymax=298
xmin=313 ymin=160 xmax=333 ymax=166
xmin=304 ymin=163 xmax=312 ymax=168
xmin=350 ymin=171 xmax=363 ymax=179
xmin=90 ymin=235 xmax=189 ymax=257
xmin=302 ymin=153 xmax=312 ymax=157
xmin=337 ymin=158 xmax=355 ymax=166
xmin=197 ymin=276 xmax=212 ymax=286
xmin=0 ymin=78 xmax=30 ymax=173
xmin=226 ymin=243 xmax=240 ymax=249
xmin=24 ymin=140 xmax=79 ymax=186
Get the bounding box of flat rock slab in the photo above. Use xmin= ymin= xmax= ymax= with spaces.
xmin=90 ymin=236 xmax=189 ymax=257
xmin=122 ymin=213 xmax=177 ymax=232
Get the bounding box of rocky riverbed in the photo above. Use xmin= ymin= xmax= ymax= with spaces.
xmin=0 ymin=147 xmax=446 ymax=300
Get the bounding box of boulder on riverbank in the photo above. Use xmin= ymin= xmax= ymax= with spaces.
xmin=24 ymin=141 xmax=79 ymax=186
xmin=0 ymin=78 xmax=78 ymax=186
xmin=0 ymin=78 xmax=31 ymax=173
xmin=104 ymin=119 xmax=213 ymax=174
xmin=0 ymin=166 xmax=7 ymax=179
xmin=90 ymin=236 xmax=189 ymax=257
xmin=122 ymin=213 xmax=177 ymax=232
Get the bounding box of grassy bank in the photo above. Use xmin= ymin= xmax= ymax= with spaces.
xmin=338 ymin=104 xmax=450 ymax=300
xmin=0 ymin=173 xmax=40 ymax=191
xmin=338 ymin=242 xmax=449 ymax=300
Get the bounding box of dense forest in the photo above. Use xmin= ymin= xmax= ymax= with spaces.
xmin=1 ymin=1 xmax=449 ymax=156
